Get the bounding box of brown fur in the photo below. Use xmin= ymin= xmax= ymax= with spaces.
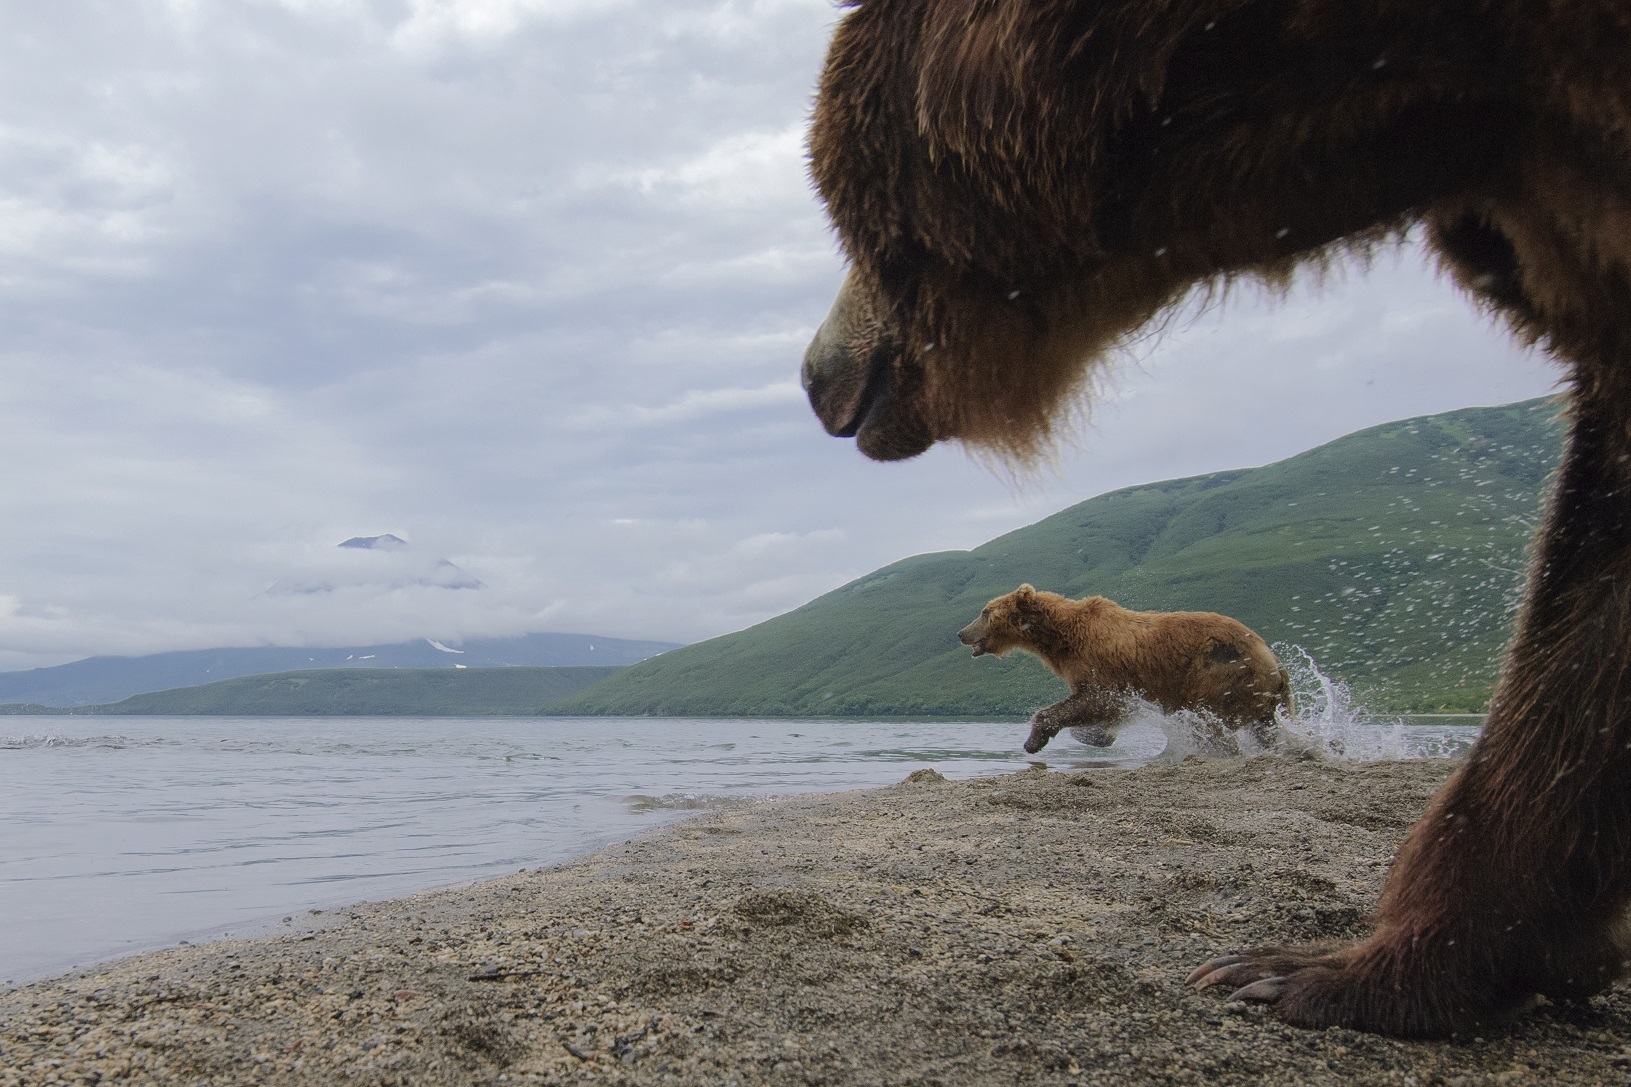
xmin=803 ymin=0 xmax=1631 ymax=1039
xmin=958 ymin=585 xmax=1292 ymax=753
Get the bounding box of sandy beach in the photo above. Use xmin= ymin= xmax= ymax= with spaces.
xmin=4 ymin=753 xmax=1628 ymax=1086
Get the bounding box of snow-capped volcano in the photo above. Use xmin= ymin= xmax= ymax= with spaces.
xmin=265 ymin=535 xmax=485 ymax=596
xmin=338 ymin=534 xmax=410 ymax=551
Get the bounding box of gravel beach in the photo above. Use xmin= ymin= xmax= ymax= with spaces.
xmin=5 ymin=754 xmax=1628 ymax=1086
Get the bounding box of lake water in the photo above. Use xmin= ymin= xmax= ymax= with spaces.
xmin=0 ymin=713 xmax=1480 ymax=984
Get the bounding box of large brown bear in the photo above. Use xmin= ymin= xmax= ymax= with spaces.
xmin=958 ymin=585 xmax=1293 ymax=754
xmin=800 ymin=0 xmax=1631 ymax=1039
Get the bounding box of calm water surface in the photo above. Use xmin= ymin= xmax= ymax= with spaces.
xmin=0 ymin=714 xmax=1478 ymax=983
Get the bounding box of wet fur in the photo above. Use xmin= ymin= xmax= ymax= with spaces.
xmin=807 ymin=0 xmax=1631 ymax=1039
xmin=959 ymin=585 xmax=1292 ymax=753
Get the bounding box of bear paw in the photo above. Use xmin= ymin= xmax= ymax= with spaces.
xmin=1188 ymin=941 xmax=1498 ymax=1038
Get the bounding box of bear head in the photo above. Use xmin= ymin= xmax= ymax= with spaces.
xmin=802 ymin=3 xmax=1513 ymax=466
xmin=958 ymin=584 xmax=1042 ymax=658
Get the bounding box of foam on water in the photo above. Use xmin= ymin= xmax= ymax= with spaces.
xmin=0 ymin=734 xmax=146 ymax=751
xmin=621 ymin=792 xmax=754 ymax=813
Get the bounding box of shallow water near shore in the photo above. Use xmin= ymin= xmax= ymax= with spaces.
xmin=0 ymin=713 xmax=1479 ymax=984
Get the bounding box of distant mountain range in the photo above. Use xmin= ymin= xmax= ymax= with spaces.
xmin=0 ymin=666 xmax=622 ymax=717
xmin=0 ymin=400 xmax=1558 ymax=719
xmin=0 ymin=633 xmax=680 ymax=708
xmin=557 ymin=399 xmax=1559 ymax=718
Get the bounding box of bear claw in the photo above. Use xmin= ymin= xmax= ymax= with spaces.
xmin=1190 ymin=957 xmax=1287 ymax=1003
xmin=1230 ymin=976 xmax=1287 ymax=1003
xmin=1186 ymin=956 xmax=1245 ymax=987
xmin=1189 ymin=955 xmax=1282 ymax=995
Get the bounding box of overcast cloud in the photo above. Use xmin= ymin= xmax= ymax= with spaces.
xmin=0 ymin=0 xmax=1558 ymax=671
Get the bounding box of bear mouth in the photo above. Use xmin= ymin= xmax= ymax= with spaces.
xmin=807 ymin=339 xmax=933 ymax=461
xmin=802 ymin=302 xmax=934 ymax=462
xmin=968 ymin=640 xmax=988 ymax=657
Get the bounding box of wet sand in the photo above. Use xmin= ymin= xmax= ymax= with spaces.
xmin=4 ymin=754 xmax=1629 ymax=1086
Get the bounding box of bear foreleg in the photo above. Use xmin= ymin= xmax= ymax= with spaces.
xmin=1192 ymin=382 xmax=1631 ymax=1035
xmin=1023 ymin=687 xmax=1122 ymax=754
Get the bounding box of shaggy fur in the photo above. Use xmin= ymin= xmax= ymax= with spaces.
xmin=803 ymin=0 xmax=1631 ymax=1038
xmin=958 ymin=585 xmax=1293 ymax=753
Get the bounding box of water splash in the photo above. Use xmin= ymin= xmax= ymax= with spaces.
xmin=1063 ymin=696 xmax=1258 ymax=765
xmin=1071 ymin=698 xmax=1248 ymax=763
xmin=1062 ymin=646 xmax=1480 ymax=763
xmin=1267 ymin=644 xmax=1409 ymax=760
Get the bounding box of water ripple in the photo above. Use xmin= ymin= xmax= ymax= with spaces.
xmin=0 ymin=706 xmax=1478 ymax=985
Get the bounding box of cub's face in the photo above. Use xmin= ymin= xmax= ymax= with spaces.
xmin=958 ymin=589 xmax=1032 ymax=657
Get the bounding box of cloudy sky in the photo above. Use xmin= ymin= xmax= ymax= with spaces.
xmin=0 ymin=0 xmax=1558 ymax=671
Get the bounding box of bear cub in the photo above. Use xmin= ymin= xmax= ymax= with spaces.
xmin=958 ymin=585 xmax=1293 ymax=753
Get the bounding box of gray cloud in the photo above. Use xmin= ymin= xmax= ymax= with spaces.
xmin=0 ymin=0 xmax=1557 ymax=671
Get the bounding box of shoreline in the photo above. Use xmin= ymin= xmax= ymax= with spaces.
xmin=0 ymin=711 xmax=1491 ymax=721
xmin=5 ymin=755 xmax=1626 ymax=1085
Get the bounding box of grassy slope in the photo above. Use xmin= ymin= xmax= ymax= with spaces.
xmin=559 ymin=399 xmax=1561 ymax=718
xmin=0 ymin=667 xmax=624 ymax=716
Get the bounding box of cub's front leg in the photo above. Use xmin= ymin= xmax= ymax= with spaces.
xmin=1024 ymin=686 xmax=1121 ymax=753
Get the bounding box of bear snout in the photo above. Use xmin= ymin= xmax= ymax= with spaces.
xmin=957 ymin=624 xmax=987 ymax=655
xmin=803 ymin=273 xmax=935 ymax=462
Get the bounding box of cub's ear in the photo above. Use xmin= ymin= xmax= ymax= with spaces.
xmin=1015 ymin=584 xmax=1036 ymax=599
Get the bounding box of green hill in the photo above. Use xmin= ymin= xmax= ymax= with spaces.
xmin=0 ymin=666 xmax=622 ymax=716
xmin=558 ymin=399 xmax=1561 ymax=718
